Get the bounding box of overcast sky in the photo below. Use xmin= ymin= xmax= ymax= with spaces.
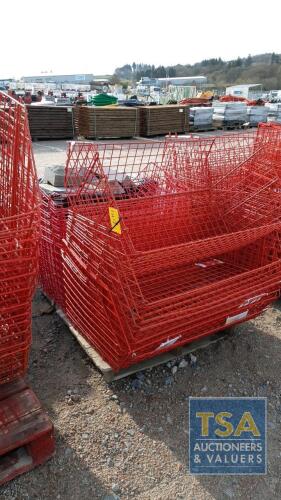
xmin=1 ymin=0 xmax=280 ymax=78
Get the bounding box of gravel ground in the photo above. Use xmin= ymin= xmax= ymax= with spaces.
xmin=1 ymin=293 xmax=281 ymax=500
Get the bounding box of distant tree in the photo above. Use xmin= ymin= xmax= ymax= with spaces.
xmin=227 ymin=60 xmax=235 ymax=68
xmin=271 ymin=52 xmax=280 ymax=64
xmin=154 ymin=66 xmax=166 ymax=78
xmin=109 ymin=75 xmax=121 ymax=85
xmin=225 ymin=67 xmax=242 ymax=83
xmin=235 ymin=57 xmax=242 ymax=67
xmin=114 ymin=64 xmax=132 ymax=79
xmin=168 ymin=66 xmax=177 ymax=77
xmin=263 ymin=76 xmax=279 ymax=89
xmin=113 ymin=53 xmax=281 ymax=89
xmin=246 ymin=54 xmax=253 ymax=66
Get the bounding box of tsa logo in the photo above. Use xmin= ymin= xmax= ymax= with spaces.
xmin=189 ymin=398 xmax=266 ymax=474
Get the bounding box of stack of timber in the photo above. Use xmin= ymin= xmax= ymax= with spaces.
xmin=74 ymin=106 xmax=140 ymax=139
xmin=139 ymin=105 xmax=189 ymax=136
xmin=27 ymin=106 xmax=74 ymax=140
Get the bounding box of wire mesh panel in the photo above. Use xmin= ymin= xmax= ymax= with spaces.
xmin=256 ymin=122 xmax=281 ymax=167
xmin=64 ymin=136 xmax=281 ymax=270
xmin=40 ymin=128 xmax=281 ymax=371
xmin=0 ymin=92 xmax=39 ymax=381
xmin=39 ymin=191 xmax=68 ymax=308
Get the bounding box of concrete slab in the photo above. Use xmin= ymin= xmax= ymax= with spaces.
xmin=32 ymin=140 xmax=68 ymax=178
xmin=32 ymin=128 xmax=256 ymax=178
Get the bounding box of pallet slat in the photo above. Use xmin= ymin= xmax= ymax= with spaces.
xmin=27 ymin=106 xmax=74 ymax=140
xmin=56 ymin=307 xmax=230 ymax=382
xmin=75 ymin=105 xmax=140 ymax=139
xmin=139 ymin=105 xmax=189 ymax=136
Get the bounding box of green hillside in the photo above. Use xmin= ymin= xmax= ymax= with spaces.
xmin=114 ymin=53 xmax=281 ymax=90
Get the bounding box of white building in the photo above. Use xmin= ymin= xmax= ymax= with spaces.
xmin=226 ymin=84 xmax=262 ymax=99
xmin=138 ymin=76 xmax=207 ymax=87
xmin=22 ymin=74 xmax=95 ymax=84
xmin=158 ymin=76 xmax=207 ymax=86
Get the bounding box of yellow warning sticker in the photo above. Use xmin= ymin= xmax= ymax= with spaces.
xmin=109 ymin=207 xmax=121 ymax=234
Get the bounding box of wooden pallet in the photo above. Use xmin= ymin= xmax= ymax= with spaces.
xmin=27 ymin=105 xmax=74 ymax=140
xmin=56 ymin=308 xmax=232 ymax=382
xmin=0 ymin=378 xmax=55 ymax=485
xmin=139 ymin=105 xmax=189 ymax=137
xmin=75 ymin=106 xmax=140 ymax=139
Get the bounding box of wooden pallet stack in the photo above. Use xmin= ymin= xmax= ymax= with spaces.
xmin=27 ymin=106 xmax=74 ymax=140
xmin=139 ymin=105 xmax=189 ymax=136
xmin=75 ymin=106 xmax=140 ymax=139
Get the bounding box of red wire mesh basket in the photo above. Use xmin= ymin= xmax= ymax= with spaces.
xmin=39 ymin=190 xmax=68 ymax=309
xmin=40 ymin=127 xmax=281 ymax=371
xmin=0 ymin=91 xmax=39 ymax=382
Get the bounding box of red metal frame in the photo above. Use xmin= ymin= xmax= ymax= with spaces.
xmin=0 ymin=92 xmax=39 ymax=381
xmin=0 ymin=378 xmax=54 ymax=485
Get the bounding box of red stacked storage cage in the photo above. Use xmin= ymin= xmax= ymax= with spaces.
xmin=0 ymin=91 xmax=40 ymax=382
xmin=39 ymin=191 xmax=68 ymax=309
xmin=0 ymin=91 xmax=55 ymax=485
xmin=58 ymin=131 xmax=281 ymax=371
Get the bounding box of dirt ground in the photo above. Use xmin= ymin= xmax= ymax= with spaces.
xmin=2 ymin=294 xmax=281 ymax=500
xmin=3 ymin=134 xmax=281 ymax=499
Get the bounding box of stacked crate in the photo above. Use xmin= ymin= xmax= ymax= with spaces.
xmin=74 ymin=106 xmax=140 ymax=139
xmin=189 ymin=106 xmax=214 ymax=130
xmin=139 ymin=105 xmax=189 ymax=136
xmin=0 ymin=92 xmax=40 ymax=383
xmin=27 ymin=105 xmax=74 ymax=140
xmin=247 ymin=106 xmax=268 ymax=126
xmin=39 ymin=189 xmax=68 ymax=309
xmin=46 ymin=129 xmax=281 ymax=371
xmin=213 ymin=102 xmax=247 ymax=127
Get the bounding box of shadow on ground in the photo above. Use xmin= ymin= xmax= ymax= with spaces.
xmin=8 ymin=292 xmax=281 ymax=499
xmin=1 ymin=435 xmax=109 ymax=499
xmin=110 ymin=303 xmax=281 ymax=499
